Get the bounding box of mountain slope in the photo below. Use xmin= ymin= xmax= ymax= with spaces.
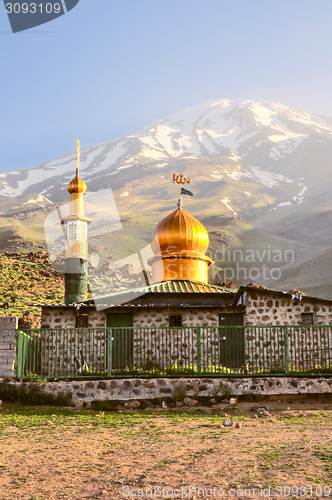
xmin=1 ymin=99 xmax=332 ymax=297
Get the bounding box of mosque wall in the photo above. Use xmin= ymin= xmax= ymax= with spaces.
xmin=245 ymin=290 xmax=332 ymax=325
xmin=40 ymin=306 xmax=236 ymax=372
xmin=39 ymin=294 xmax=332 ymax=377
xmin=41 ymin=307 xmax=106 ymax=329
xmin=41 ymin=305 xmax=240 ymax=329
xmin=243 ymin=290 xmax=332 ymax=373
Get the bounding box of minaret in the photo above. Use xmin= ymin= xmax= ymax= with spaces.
xmin=62 ymin=140 xmax=91 ymax=304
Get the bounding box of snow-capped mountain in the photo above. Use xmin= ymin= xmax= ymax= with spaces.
xmin=1 ymin=99 xmax=332 ymax=297
xmin=1 ymin=99 xmax=332 ymax=204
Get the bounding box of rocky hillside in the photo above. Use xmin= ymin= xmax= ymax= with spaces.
xmin=0 ymin=252 xmax=64 ymax=324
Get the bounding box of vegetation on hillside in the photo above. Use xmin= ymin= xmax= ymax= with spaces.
xmin=0 ymin=251 xmax=64 ymax=322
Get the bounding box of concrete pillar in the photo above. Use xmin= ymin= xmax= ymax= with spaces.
xmin=0 ymin=316 xmax=18 ymax=378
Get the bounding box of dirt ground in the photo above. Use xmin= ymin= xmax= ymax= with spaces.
xmin=0 ymin=395 xmax=331 ymax=500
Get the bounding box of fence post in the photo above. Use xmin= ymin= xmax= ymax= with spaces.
xmin=196 ymin=327 xmax=201 ymax=374
xmin=15 ymin=330 xmax=21 ymax=378
xmin=107 ymin=328 xmax=112 ymax=376
xmin=284 ymin=326 xmax=289 ymax=375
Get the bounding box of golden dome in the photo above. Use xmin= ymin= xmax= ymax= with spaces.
xmin=151 ymin=199 xmax=209 ymax=257
xmin=68 ymin=169 xmax=87 ymax=194
xmin=149 ymin=198 xmax=212 ymax=284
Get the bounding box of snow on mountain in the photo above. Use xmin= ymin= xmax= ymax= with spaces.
xmin=1 ymin=99 xmax=332 ymax=206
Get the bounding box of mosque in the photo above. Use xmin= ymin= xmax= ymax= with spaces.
xmin=39 ymin=142 xmax=332 ymax=373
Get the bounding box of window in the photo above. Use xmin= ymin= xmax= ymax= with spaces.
xmin=75 ymin=315 xmax=89 ymax=328
xmin=169 ymin=315 xmax=182 ymax=327
xmin=301 ymin=313 xmax=314 ymax=325
xmin=68 ymin=223 xmax=76 ymax=240
xmin=79 ymin=223 xmax=86 ymax=241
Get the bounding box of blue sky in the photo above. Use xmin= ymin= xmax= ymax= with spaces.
xmin=1 ymin=0 xmax=332 ymax=171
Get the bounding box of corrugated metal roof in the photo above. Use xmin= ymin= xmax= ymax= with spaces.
xmin=33 ymin=281 xmax=237 ymax=308
xmin=147 ymin=280 xmax=236 ymax=294
xmin=90 ymin=280 xmax=237 ymax=302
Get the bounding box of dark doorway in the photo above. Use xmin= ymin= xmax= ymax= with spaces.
xmin=219 ymin=314 xmax=245 ymax=369
xmin=107 ymin=314 xmax=133 ymax=370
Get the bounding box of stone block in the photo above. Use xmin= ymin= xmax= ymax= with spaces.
xmin=0 ymin=351 xmax=14 ymax=360
xmin=0 ymin=343 xmax=13 ymax=350
xmin=160 ymin=387 xmax=172 ymax=394
xmin=0 ymin=370 xmax=15 ymax=377
xmin=144 ymin=381 xmax=155 ymax=388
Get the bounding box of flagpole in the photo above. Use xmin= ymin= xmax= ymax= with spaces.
xmin=178 ymin=186 xmax=182 ymax=208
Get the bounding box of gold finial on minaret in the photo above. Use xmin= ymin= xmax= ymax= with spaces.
xmin=67 ymin=139 xmax=88 ymax=215
xmin=76 ymin=139 xmax=80 ymax=175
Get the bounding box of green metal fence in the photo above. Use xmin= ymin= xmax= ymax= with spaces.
xmin=15 ymin=325 xmax=332 ymax=379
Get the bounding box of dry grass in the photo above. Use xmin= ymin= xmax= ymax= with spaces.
xmin=0 ymin=397 xmax=331 ymax=499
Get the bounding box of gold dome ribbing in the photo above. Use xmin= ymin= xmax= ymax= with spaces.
xmin=68 ymin=171 xmax=87 ymax=195
xmin=149 ymin=198 xmax=212 ymax=284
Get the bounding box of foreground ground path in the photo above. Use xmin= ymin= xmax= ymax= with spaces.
xmin=0 ymin=400 xmax=331 ymax=500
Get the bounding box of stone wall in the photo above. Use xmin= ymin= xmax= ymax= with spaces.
xmin=41 ymin=306 xmax=226 ymax=329
xmin=133 ymin=308 xmax=220 ymax=328
xmin=40 ymin=307 xmax=231 ymax=373
xmin=244 ymin=291 xmax=332 ymax=372
xmin=132 ymin=308 xmax=222 ymax=369
xmin=40 ymin=328 xmax=109 ymax=377
xmin=41 ymin=307 xmax=106 ymax=329
xmin=0 ymin=316 xmax=17 ymax=377
xmin=39 ymin=304 xmax=332 ymax=376
xmin=245 ymin=290 xmax=332 ymax=325
xmin=2 ymin=376 xmax=331 ymax=406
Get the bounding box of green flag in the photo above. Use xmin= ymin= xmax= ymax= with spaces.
xmin=181 ymin=188 xmax=193 ymax=196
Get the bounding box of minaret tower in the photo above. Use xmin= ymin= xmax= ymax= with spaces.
xmin=62 ymin=140 xmax=91 ymax=304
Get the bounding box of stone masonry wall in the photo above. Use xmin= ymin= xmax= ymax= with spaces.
xmin=41 ymin=306 xmax=224 ymax=329
xmin=245 ymin=290 xmax=332 ymax=326
xmin=132 ymin=308 xmax=222 ymax=369
xmin=133 ymin=308 xmax=220 ymax=328
xmin=39 ymin=300 xmax=332 ymax=376
xmin=0 ymin=316 xmax=17 ymax=377
xmin=244 ymin=291 xmax=332 ymax=372
xmin=40 ymin=328 xmax=109 ymax=377
xmin=41 ymin=307 xmax=106 ymax=329
xmin=1 ymin=376 xmax=331 ymax=406
xmin=41 ymin=306 xmax=232 ymax=372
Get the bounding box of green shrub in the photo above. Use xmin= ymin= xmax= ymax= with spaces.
xmin=220 ymin=383 xmax=232 ymax=400
xmin=238 ymin=390 xmax=262 ymax=402
xmin=91 ymin=400 xmax=119 ymax=411
xmin=0 ymin=384 xmax=72 ymax=406
xmin=172 ymin=383 xmax=187 ymax=402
